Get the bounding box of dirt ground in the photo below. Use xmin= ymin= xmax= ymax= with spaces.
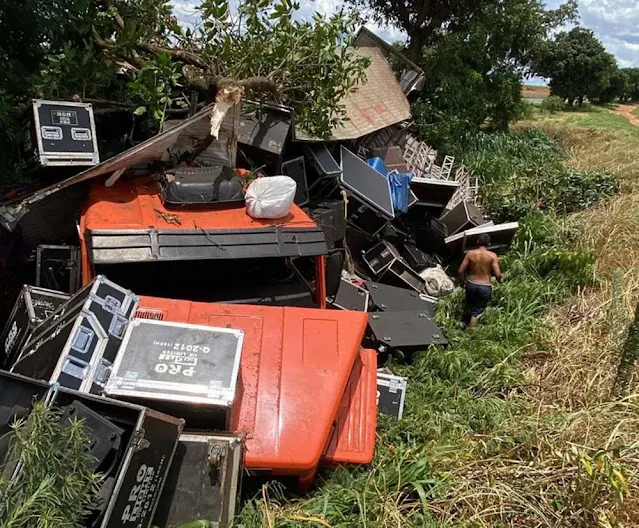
xmin=613 ymin=104 xmax=639 ymax=128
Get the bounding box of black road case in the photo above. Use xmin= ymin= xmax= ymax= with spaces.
xmin=154 ymin=432 xmax=245 ymax=528
xmin=12 ymin=276 xmax=139 ymax=393
xmin=51 ymin=387 xmax=184 ymax=528
xmin=20 ymin=99 xmax=100 ymax=171
xmin=368 ymin=311 xmax=448 ymax=351
xmin=439 ymin=200 xmax=483 ymax=237
xmin=0 ymin=286 xmax=70 ymax=369
xmin=36 ymin=244 xmax=82 ymax=294
xmin=377 ymin=371 xmax=408 ymax=420
xmin=379 ymin=259 xmax=427 ymax=293
xmin=332 ymin=278 xmax=369 ymax=311
xmin=105 ymin=319 xmax=244 ymax=429
xmin=362 ymin=240 xmax=400 ymax=276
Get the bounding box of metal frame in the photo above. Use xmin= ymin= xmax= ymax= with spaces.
xmin=106 ymin=318 xmax=245 ymax=407
xmin=32 ymin=99 xmax=99 ymax=166
xmin=86 ymin=226 xmax=328 ymax=265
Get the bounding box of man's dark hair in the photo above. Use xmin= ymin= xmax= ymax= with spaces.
xmin=477 ymin=233 xmax=491 ymax=247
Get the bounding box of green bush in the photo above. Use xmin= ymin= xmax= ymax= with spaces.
xmin=541 ymin=95 xmax=566 ymax=113
xmin=455 ymin=128 xmax=619 ymax=221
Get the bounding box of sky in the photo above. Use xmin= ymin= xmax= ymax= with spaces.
xmin=171 ymin=0 xmax=639 ymax=70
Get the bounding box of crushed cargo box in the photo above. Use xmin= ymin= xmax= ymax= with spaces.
xmin=79 ymin=177 xmax=329 ymax=307
xmin=136 ymin=296 xmax=371 ymax=489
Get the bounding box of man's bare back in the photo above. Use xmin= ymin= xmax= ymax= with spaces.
xmin=458 ymin=235 xmax=503 ymax=326
xmin=460 ymin=248 xmax=502 ymax=285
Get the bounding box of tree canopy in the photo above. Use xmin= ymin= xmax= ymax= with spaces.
xmin=536 ymin=27 xmax=618 ymax=105
xmin=0 ymin=0 xmax=370 ymax=173
xmin=361 ymin=0 xmax=578 ymax=145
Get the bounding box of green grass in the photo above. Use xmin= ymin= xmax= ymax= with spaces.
xmin=536 ymin=105 xmax=639 ymax=138
xmin=233 ymin=128 xmax=633 ymax=528
xmin=632 ymin=106 xmax=639 ymax=118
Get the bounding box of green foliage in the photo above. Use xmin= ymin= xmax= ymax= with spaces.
xmin=0 ymin=402 xmax=101 ymax=527
xmin=598 ymin=68 xmax=629 ymax=105
xmin=454 ymin=128 xmax=619 ymax=221
xmin=613 ymin=300 xmax=639 ymax=398
xmin=541 ymin=94 xmax=566 ymax=113
xmin=621 ymin=68 xmax=639 ymax=102
xmin=536 ymin=27 xmax=619 ymax=105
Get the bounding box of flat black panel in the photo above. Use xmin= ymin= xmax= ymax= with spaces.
xmin=281 ymin=157 xmax=309 ymax=206
xmin=309 ymin=200 xmax=346 ymax=250
xmin=340 ymin=146 xmax=394 ymax=218
xmin=368 ymin=311 xmax=447 ymax=349
xmin=445 ymin=223 xmax=519 ymax=255
xmin=365 ymin=281 xmax=435 ymax=316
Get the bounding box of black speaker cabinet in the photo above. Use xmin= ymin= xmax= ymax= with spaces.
xmin=332 ymin=278 xmax=369 ymax=311
xmin=439 ymin=200 xmax=483 ymax=236
xmin=0 ymin=285 xmax=70 ymax=370
xmin=368 ymin=311 xmax=448 ymax=351
xmin=362 ymin=240 xmax=400 ymax=276
xmin=378 ymin=259 xmax=426 ymax=293
xmin=154 ymin=432 xmax=244 ymax=528
xmin=36 ymin=244 xmax=81 ymax=294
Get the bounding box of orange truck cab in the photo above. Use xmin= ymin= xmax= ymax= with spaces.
xmin=79 ymin=177 xmax=328 ymax=308
xmin=136 ymin=296 xmax=377 ymax=489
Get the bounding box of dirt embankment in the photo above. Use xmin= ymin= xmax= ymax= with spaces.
xmin=613 ymin=104 xmax=639 ymax=128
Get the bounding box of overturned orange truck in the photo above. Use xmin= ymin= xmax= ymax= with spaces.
xmin=78 ymin=176 xmax=377 ymax=488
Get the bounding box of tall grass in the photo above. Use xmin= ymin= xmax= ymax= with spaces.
xmin=234 ymin=122 xmax=638 ymax=528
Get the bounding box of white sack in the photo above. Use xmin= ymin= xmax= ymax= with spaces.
xmin=245 ymin=176 xmax=297 ymax=219
xmin=419 ymin=265 xmax=455 ymax=297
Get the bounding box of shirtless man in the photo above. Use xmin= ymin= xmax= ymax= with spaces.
xmin=458 ymin=234 xmax=503 ymax=327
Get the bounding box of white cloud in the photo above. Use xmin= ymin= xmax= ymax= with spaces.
xmin=171 ymin=1 xmax=639 ymax=67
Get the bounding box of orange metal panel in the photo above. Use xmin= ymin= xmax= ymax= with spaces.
xmin=82 ymin=177 xmax=317 ymax=232
xmin=321 ymin=348 xmax=377 ymax=465
xmin=136 ymin=297 xmax=368 ymax=479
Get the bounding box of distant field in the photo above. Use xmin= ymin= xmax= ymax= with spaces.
xmin=522 ymin=85 xmax=550 ymax=98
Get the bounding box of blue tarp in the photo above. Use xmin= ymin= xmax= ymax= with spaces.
xmin=366 ymin=157 xmax=413 ymax=213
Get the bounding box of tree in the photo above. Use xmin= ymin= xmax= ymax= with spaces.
xmin=345 ymin=0 xmax=577 ymax=63
xmin=598 ymin=68 xmax=628 ymax=105
xmin=393 ymin=0 xmax=577 ymax=144
xmin=621 ymin=68 xmax=639 ymax=102
xmin=0 ymin=0 xmax=369 ymax=157
xmin=536 ymin=27 xmax=618 ymax=106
